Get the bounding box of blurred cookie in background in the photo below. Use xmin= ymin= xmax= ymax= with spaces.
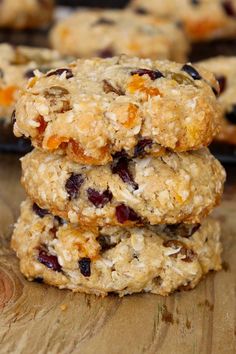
xmin=0 ymin=0 xmax=54 ymax=29
xmin=129 ymin=0 xmax=236 ymax=42
xmin=50 ymin=9 xmax=189 ymax=61
xmin=0 ymin=43 xmax=73 ymax=152
xmin=198 ymin=56 xmax=236 ymax=146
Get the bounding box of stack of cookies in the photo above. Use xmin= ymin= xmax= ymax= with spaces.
xmin=12 ymin=55 xmax=226 ymax=296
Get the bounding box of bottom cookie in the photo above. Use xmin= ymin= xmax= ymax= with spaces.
xmin=12 ymin=199 xmax=222 ymax=297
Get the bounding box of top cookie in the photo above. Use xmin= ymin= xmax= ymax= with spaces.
xmin=14 ymin=56 xmax=221 ymax=165
xmin=0 ymin=43 xmax=73 ymax=125
xmin=198 ymin=56 xmax=236 ymax=145
xmin=130 ymin=0 xmax=236 ymax=42
xmin=50 ymin=9 xmax=189 ymax=62
xmin=0 ymin=0 xmax=54 ymax=29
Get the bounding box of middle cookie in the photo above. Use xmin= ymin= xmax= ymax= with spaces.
xmin=21 ymin=148 xmax=225 ymax=227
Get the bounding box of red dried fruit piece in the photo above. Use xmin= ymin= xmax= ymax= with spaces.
xmin=32 ymin=203 xmax=49 ymax=218
xmin=216 ymin=75 xmax=227 ymax=94
xmin=134 ymin=139 xmax=153 ymax=157
xmin=163 ymin=240 xmax=196 ymax=262
xmin=37 ymin=115 xmax=47 ymax=134
xmin=112 ymin=155 xmax=138 ymax=190
xmin=78 ymin=257 xmax=91 ymax=277
xmin=131 ymin=68 xmax=164 ymax=81
xmin=87 ymin=188 xmax=113 ymax=208
xmin=47 ymin=68 xmax=73 ymax=79
xmin=181 ymin=64 xmax=201 ymax=80
xmin=65 ymin=173 xmax=84 ymax=200
xmin=116 ymin=204 xmax=140 ymax=224
xmin=38 ymin=249 xmax=62 ymax=272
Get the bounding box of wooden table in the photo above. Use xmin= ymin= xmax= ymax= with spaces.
xmin=0 ymin=153 xmax=235 ymax=354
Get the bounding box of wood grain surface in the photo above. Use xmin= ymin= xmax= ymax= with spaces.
xmin=0 ymin=153 xmax=235 ymax=354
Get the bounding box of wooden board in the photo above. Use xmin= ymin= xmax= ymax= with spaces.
xmin=0 ymin=153 xmax=235 ymax=354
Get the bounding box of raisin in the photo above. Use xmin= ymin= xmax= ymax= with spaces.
xmin=54 ymin=215 xmax=65 ymax=225
xmin=163 ymin=240 xmax=196 ymax=262
xmin=131 ymin=68 xmax=164 ymax=81
xmin=222 ymin=1 xmax=236 ymax=16
xmin=216 ymin=75 xmax=227 ymax=94
xmin=87 ymin=188 xmax=113 ymax=208
xmin=165 ymin=223 xmax=200 ymax=238
xmin=225 ymin=104 xmax=236 ymax=124
xmin=97 ymin=235 xmax=116 ymax=251
xmin=38 ymin=249 xmax=61 ymax=272
xmin=32 ymin=203 xmax=49 ymax=218
xmin=134 ymin=7 xmax=149 ymax=15
xmin=92 ymin=17 xmax=115 ymax=26
xmin=44 ymin=86 xmax=71 ymax=113
xmin=97 ymin=47 xmax=114 ymax=58
xmin=33 ymin=277 xmax=44 ymax=283
xmin=47 ymin=68 xmax=73 ymax=79
xmin=115 ymin=204 xmax=140 ymax=224
xmin=78 ymin=257 xmax=91 ymax=277
xmin=24 ymin=69 xmax=35 ymax=79
xmin=181 ymin=64 xmax=201 ymax=80
xmin=65 ymin=173 xmax=84 ymax=200
xmin=111 ymin=155 xmax=138 ymax=190
xmin=191 ymin=0 xmax=200 ymax=5
xmin=134 ymin=139 xmax=153 ymax=157
xmin=103 ymin=79 xmax=124 ymax=95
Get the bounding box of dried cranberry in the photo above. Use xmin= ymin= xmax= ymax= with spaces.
xmin=134 ymin=139 xmax=153 ymax=157
xmin=97 ymin=47 xmax=114 ymax=58
xmin=38 ymin=249 xmax=61 ymax=272
xmin=222 ymin=1 xmax=236 ymax=16
xmin=24 ymin=69 xmax=35 ymax=79
xmin=181 ymin=64 xmax=201 ymax=80
xmin=78 ymin=257 xmax=91 ymax=277
xmin=134 ymin=7 xmax=149 ymax=15
xmin=47 ymin=68 xmax=73 ymax=79
xmin=115 ymin=204 xmax=140 ymax=224
xmin=112 ymin=155 xmax=138 ymax=190
xmin=32 ymin=203 xmax=49 ymax=218
xmin=92 ymin=17 xmax=115 ymax=26
xmin=65 ymin=173 xmax=84 ymax=200
xmin=87 ymin=188 xmax=113 ymax=208
xmin=225 ymin=104 xmax=236 ymax=124
xmin=131 ymin=68 xmax=164 ymax=81
xmin=216 ymin=75 xmax=227 ymax=94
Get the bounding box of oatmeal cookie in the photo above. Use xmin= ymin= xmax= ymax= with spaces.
xmin=130 ymin=0 xmax=236 ymax=42
xmin=11 ymin=199 xmax=222 ymax=296
xmin=198 ymin=56 xmax=236 ymax=145
xmin=14 ymin=56 xmax=221 ymax=164
xmin=0 ymin=0 xmax=54 ymax=29
xmin=0 ymin=43 xmax=73 ymax=126
xmin=21 ymin=148 xmax=225 ymax=227
xmin=50 ymin=9 xmax=189 ymax=62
